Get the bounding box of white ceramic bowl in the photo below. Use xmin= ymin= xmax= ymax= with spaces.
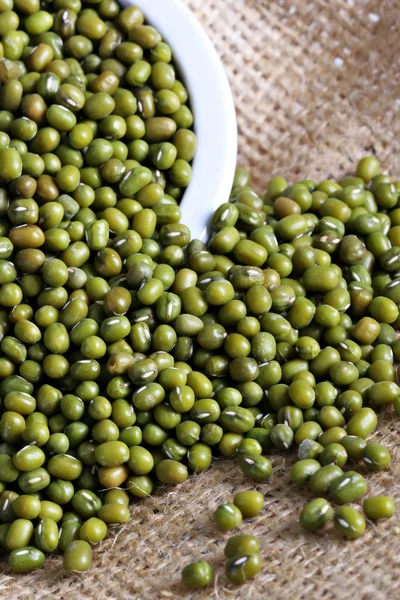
xmin=121 ymin=0 xmax=238 ymax=240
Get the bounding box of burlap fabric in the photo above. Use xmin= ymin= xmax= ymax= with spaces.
xmin=4 ymin=1 xmax=400 ymax=598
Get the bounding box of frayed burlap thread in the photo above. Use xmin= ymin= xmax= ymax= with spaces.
xmin=4 ymin=1 xmax=400 ymax=598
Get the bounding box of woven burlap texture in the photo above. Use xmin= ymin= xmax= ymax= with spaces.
xmin=4 ymin=0 xmax=400 ymax=598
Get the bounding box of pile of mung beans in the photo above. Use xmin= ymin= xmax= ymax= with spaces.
xmin=0 ymin=0 xmax=399 ymax=589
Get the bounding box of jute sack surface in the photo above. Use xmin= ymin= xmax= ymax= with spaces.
xmin=4 ymin=1 xmax=400 ymax=598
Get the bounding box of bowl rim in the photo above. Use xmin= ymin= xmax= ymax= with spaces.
xmin=121 ymin=0 xmax=238 ymax=241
